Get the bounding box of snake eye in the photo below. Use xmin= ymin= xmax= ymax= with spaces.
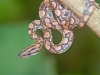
xmin=28 ymin=51 xmax=31 ymax=55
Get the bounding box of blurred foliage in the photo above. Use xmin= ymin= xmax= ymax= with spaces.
xmin=0 ymin=0 xmax=100 ymax=75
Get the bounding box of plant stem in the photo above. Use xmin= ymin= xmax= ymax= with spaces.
xmin=59 ymin=0 xmax=100 ymax=38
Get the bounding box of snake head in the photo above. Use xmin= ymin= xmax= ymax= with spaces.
xmin=18 ymin=44 xmax=40 ymax=58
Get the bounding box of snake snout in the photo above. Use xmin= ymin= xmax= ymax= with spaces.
xmin=18 ymin=52 xmax=28 ymax=58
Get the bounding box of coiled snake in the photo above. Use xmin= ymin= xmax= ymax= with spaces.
xmin=19 ymin=0 xmax=95 ymax=58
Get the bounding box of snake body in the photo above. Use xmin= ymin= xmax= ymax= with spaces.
xmin=19 ymin=0 xmax=95 ymax=58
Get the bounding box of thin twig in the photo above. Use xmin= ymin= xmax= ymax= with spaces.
xmin=59 ymin=0 xmax=100 ymax=38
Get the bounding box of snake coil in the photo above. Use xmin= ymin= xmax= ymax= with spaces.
xmin=19 ymin=0 xmax=95 ymax=58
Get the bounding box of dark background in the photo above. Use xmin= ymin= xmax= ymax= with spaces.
xmin=0 ymin=0 xmax=100 ymax=75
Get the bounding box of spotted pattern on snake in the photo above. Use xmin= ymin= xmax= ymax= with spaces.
xmin=18 ymin=0 xmax=95 ymax=58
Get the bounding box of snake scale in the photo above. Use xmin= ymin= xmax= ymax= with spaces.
xmin=19 ymin=0 xmax=95 ymax=58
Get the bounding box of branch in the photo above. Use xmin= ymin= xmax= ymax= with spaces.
xmin=59 ymin=0 xmax=100 ymax=38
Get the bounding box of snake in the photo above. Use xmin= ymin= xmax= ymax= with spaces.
xmin=18 ymin=0 xmax=95 ymax=58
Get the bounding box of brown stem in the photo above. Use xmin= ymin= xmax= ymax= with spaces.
xmin=59 ymin=0 xmax=100 ymax=38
